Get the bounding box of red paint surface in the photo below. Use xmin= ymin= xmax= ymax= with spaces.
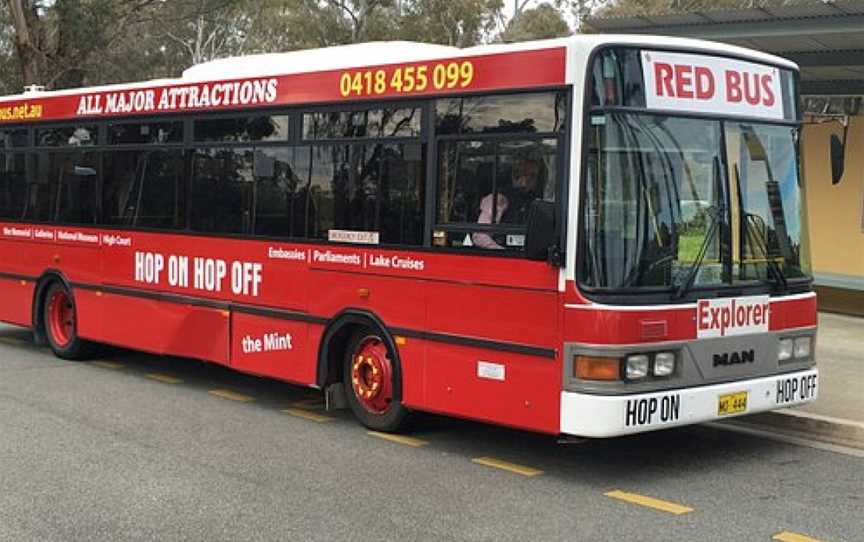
xmin=562 ymin=280 xmax=816 ymax=345
xmin=0 ymin=278 xmax=33 ymax=326
xmin=0 ymin=223 xmax=562 ymax=433
xmin=231 ymin=312 xmax=310 ymax=382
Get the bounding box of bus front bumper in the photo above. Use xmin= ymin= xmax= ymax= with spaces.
xmin=560 ymin=368 xmax=819 ymax=438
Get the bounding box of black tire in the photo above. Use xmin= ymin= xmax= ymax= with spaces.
xmin=42 ymin=282 xmax=92 ymax=360
xmin=343 ymin=329 xmax=410 ymax=432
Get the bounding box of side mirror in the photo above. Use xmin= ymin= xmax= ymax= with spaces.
xmin=830 ymin=133 xmax=845 ymax=185
xmin=524 ymin=199 xmax=561 ymax=265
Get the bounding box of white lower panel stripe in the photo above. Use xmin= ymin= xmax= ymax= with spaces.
xmin=560 ymin=369 xmax=819 ymax=438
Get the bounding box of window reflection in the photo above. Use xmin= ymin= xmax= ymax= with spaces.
xmin=726 ymin=123 xmax=809 ymax=281
xmin=436 ymin=92 xmax=567 ymax=135
xmin=190 ymin=148 xmax=254 ymax=233
xmin=194 ymin=116 xmax=289 ymax=142
xmin=0 ymin=153 xmax=27 ymax=219
xmin=109 ymin=122 xmax=183 ymax=145
xmin=582 ymin=114 xmax=724 ymax=289
xmin=37 ymin=126 xmax=97 ymax=147
xmin=303 ymin=109 xmax=420 ymax=139
xmin=26 ymin=152 xmax=99 ymax=223
xmin=103 ymin=150 xmax=185 ymax=229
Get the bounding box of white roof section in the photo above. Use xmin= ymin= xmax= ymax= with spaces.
xmin=0 ymin=34 xmax=795 ymax=102
xmin=182 ymin=41 xmax=459 ymax=81
xmin=183 ymin=35 xmax=795 ymax=82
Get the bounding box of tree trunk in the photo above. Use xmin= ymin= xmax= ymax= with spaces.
xmin=6 ymin=0 xmax=43 ymax=87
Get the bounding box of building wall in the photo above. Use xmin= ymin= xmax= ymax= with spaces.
xmin=802 ymin=115 xmax=864 ymax=314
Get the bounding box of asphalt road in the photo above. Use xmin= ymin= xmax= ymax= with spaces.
xmin=0 ymin=323 xmax=861 ymax=542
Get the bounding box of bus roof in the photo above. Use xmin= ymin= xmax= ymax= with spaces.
xmin=0 ymin=34 xmax=797 ymax=103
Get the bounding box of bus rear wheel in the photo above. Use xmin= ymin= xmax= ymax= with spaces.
xmin=43 ymin=282 xmax=91 ymax=360
xmin=343 ymin=331 xmax=409 ymax=432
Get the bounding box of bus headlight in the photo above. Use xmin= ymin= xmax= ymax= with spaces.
xmin=653 ymin=352 xmax=676 ymax=376
xmin=778 ymin=339 xmax=794 ymax=361
xmin=794 ymin=337 xmax=811 ymax=359
xmin=625 ymin=354 xmax=649 ymax=380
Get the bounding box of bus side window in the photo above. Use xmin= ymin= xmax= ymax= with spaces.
xmin=54 ymin=151 xmax=99 ymax=225
xmin=25 ymin=153 xmax=58 ymax=222
xmin=103 ymin=150 xmax=186 ymax=230
xmin=0 ymin=153 xmax=27 ymax=220
xmin=435 ymin=138 xmax=557 ymax=251
xmin=307 ymin=144 xmax=348 ymax=239
xmin=253 ymin=146 xmax=312 ymax=239
xmin=377 ymin=143 xmax=424 ymax=245
xmin=190 ymin=148 xmax=254 ymax=235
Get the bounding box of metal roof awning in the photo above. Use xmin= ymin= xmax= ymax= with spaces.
xmin=585 ymin=0 xmax=864 ymax=96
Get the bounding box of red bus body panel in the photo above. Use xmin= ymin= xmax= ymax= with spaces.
xmin=0 ymin=223 xmax=563 ymax=433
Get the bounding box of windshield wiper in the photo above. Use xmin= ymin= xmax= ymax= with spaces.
xmin=733 ymin=164 xmax=789 ymax=293
xmin=742 ymin=211 xmax=789 ymax=293
xmin=674 ymin=205 xmax=723 ymax=300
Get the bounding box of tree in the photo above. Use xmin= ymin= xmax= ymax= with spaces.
xmin=145 ymin=0 xmax=264 ymax=67
xmin=499 ymin=2 xmax=570 ymax=42
xmin=0 ymin=0 xmax=572 ymax=94
xmin=399 ymin=0 xmax=504 ymax=47
xmin=6 ymin=0 xmax=42 ymax=87
xmin=553 ymin=0 xmax=605 ymax=27
xmin=284 ymin=0 xmax=397 ymax=46
xmin=5 ymin=0 xmax=158 ymax=89
xmin=594 ymin=0 xmax=796 ymax=18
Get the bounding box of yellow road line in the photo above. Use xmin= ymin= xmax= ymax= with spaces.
xmin=773 ymin=531 xmax=826 ymax=542
xmin=604 ymin=490 xmax=693 ymax=515
xmin=472 ymin=456 xmax=543 ymax=476
xmin=282 ymin=408 xmax=333 ymax=423
xmin=368 ymin=431 xmax=429 ymax=448
xmin=92 ymin=361 xmax=124 ymax=369
xmin=291 ymin=398 xmax=324 ymax=409
xmin=209 ymin=389 xmax=254 ymax=402
xmin=0 ymin=337 xmax=26 ymax=345
xmin=146 ymin=373 xmax=182 ymax=384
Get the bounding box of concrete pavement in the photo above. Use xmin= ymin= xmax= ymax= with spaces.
xmin=801 ymin=312 xmax=862 ymax=421
xmin=732 ymin=312 xmax=864 ymax=449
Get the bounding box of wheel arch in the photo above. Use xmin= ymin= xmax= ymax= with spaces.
xmin=316 ymin=309 xmax=403 ymax=402
xmin=31 ymin=269 xmax=74 ymax=345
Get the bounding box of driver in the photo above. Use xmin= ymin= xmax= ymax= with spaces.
xmin=473 ymin=154 xmax=546 ymax=249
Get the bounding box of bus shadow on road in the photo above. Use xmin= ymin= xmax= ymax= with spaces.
xmin=91 ymin=339 xmax=801 ymax=479
xmin=91 ymin=344 xmax=333 ymax=411
xmin=406 ymin=412 xmax=806 ymax=484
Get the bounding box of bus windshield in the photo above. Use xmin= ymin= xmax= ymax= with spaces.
xmin=580 ymin=112 xmax=811 ymax=295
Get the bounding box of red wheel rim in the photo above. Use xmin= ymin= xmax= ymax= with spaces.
xmin=350 ymin=336 xmax=394 ymax=414
xmin=47 ymin=290 xmax=74 ymax=348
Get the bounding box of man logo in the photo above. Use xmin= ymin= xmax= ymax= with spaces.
xmin=713 ymin=349 xmax=755 ymax=367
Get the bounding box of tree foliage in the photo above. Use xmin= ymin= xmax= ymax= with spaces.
xmin=594 ymin=0 xmax=799 ymax=18
xmin=5 ymin=0 xmax=158 ymax=90
xmin=399 ymin=0 xmax=503 ymax=47
xmin=500 ymin=2 xmax=570 ymax=42
xmin=0 ymin=0 xmax=587 ymax=94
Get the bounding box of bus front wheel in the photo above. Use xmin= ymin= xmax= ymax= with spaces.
xmin=343 ymin=330 xmax=409 ymax=432
xmin=43 ymin=282 xmax=91 ymax=360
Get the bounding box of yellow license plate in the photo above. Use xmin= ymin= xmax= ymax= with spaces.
xmin=718 ymin=391 xmax=748 ymax=416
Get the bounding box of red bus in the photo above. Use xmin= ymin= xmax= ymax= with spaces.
xmin=0 ymin=36 xmax=817 ymax=436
